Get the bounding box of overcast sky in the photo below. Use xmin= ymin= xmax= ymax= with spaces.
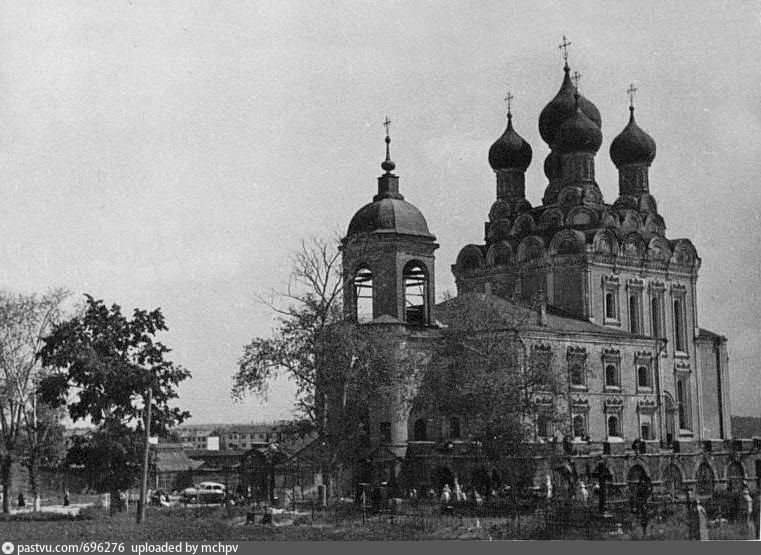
xmin=0 ymin=1 xmax=759 ymax=423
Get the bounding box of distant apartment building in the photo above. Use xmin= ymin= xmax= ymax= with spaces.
xmin=176 ymin=421 xmax=292 ymax=451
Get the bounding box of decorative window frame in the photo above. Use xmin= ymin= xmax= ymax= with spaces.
xmin=567 ymin=346 xmax=588 ymax=390
xmin=602 ymin=275 xmax=621 ymax=325
xmin=627 ymin=279 xmax=644 ymax=334
xmin=636 ymin=402 xmax=657 ymax=441
xmin=635 ymin=351 xmax=654 ymax=392
xmin=570 ymin=397 xmax=590 ymax=439
xmin=602 ymin=348 xmax=622 ymax=392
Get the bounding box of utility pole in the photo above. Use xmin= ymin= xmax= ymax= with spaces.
xmin=137 ymin=383 xmax=153 ymax=524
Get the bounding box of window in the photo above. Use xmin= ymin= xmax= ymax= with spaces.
xmin=449 ymin=417 xmax=461 ymax=439
xmin=380 ymin=422 xmax=392 ymax=443
xmin=629 ymin=294 xmax=641 ymax=333
xmin=605 ymin=292 xmax=617 ymax=320
xmin=605 ymin=364 xmax=619 ymax=388
xmin=651 ymin=297 xmax=662 ymax=338
xmin=572 ymin=415 xmax=586 ymax=438
xmin=353 ymin=267 xmax=373 ymax=323
xmin=413 ymin=419 xmax=427 ymax=441
xmin=637 ymin=366 xmax=650 ymax=388
xmin=570 ymin=363 xmax=584 ymax=387
xmin=676 ymin=378 xmax=690 ymax=430
xmin=537 ymin=414 xmax=550 ymax=439
xmin=607 ymin=415 xmax=620 ymax=437
xmin=640 ymin=423 xmax=651 ymax=440
xmin=403 ymin=263 xmax=428 ymax=325
xmin=673 ymin=298 xmax=686 ymax=352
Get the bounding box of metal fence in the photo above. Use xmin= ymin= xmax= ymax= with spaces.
xmin=247 ymin=494 xmax=759 ymax=540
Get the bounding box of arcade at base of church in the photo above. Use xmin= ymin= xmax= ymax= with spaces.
xmin=359 ymin=440 xmax=761 ymax=499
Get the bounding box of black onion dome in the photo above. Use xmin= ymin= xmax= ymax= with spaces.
xmin=347 ymin=198 xmax=435 ymax=239
xmin=610 ymin=107 xmax=656 ymax=166
xmin=555 ymin=104 xmax=603 ymax=154
xmin=544 ymin=151 xmax=561 ymax=180
xmin=488 ymin=113 xmax=533 ymax=171
xmin=539 ymin=66 xmax=601 ymax=146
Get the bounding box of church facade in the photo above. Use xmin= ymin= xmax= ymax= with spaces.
xmin=324 ymin=58 xmax=760 ymax=498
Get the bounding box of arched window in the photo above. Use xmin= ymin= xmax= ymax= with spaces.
xmin=638 ymin=366 xmax=650 ymax=388
xmin=413 ymin=419 xmax=427 ymax=441
xmin=605 ymin=364 xmax=619 ymax=387
xmin=353 ymin=267 xmax=373 ymax=323
xmin=629 ymin=295 xmax=640 ymax=333
xmin=572 ymin=414 xmax=586 ymax=438
xmin=403 ymin=263 xmax=428 ymax=325
xmin=607 ymin=415 xmax=620 ymax=437
xmin=494 ymin=250 xmax=510 ymax=266
xmin=673 ymin=298 xmax=685 ymax=352
xmin=651 ymin=297 xmax=662 ymax=338
xmin=696 ymin=463 xmax=714 ymax=495
xmin=449 ymin=416 xmax=461 ymax=439
xmin=605 ymin=292 xmax=617 ymax=319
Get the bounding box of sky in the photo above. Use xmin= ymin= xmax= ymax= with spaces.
xmin=0 ymin=1 xmax=759 ymax=423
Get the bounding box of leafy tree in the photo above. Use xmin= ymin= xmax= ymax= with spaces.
xmin=421 ymin=293 xmax=566 ymax=492
xmin=232 ymin=236 xmax=345 ymax=427
xmin=0 ymin=288 xmax=70 ymax=513
xmin=38 ymin=295 xmax=191 ymax=510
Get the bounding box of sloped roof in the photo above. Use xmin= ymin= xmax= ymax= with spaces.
xmin=153 ymin=444 xmax=204 ymax=473
xmin=697 ymin=328 xmax=727 ymax=342
xmin=434 ymin=292 xmax=655 ymax=340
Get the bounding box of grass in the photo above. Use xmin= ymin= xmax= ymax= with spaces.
xmin=0 ymin=504 xmax=756 ymax=541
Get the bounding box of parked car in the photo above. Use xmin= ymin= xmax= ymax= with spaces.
xmin=180 ymin=482 xmax=226 ymax=504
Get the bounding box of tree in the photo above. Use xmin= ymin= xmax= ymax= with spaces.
xmin=421 ymin=293 xmax=566 ymax=492
xmin=38 ymin=295 xmax=191 ymax=511
xmin=0 ymin=288 xmax=70 ymax=513
xmin=22 ymin=398 xmax=67 ymax=511
xmin=232 ymin=236 xmax=345 ymax=427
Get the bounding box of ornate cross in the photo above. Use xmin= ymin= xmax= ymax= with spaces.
xmin=558 ymin=35 xmax=572 ymax=64
xmin=383 ymin=116 xmax=391 ymax=138
xmin=627 ymin=82 xmax=638 ymax=108
xmin=504 ymin=91 xmax=513 ymax=115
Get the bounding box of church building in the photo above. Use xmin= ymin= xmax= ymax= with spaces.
xmin=324 ymin=50 xmax=760 ymax=498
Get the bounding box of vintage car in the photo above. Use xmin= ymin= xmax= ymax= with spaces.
xmin=180 ymin=482 xmax=226 ymax=504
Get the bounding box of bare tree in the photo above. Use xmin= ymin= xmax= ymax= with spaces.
xmin=0 ymin=288 xmax=70 ymax=513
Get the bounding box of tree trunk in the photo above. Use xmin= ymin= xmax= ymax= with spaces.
xmin=28 ymin=449 xmax=41 ymax=512
xmin=1 ymin=454 xmax=12 ymax=514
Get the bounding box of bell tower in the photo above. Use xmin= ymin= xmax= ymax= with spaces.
xmin=341 ymin=118 xmax=438 ymax=326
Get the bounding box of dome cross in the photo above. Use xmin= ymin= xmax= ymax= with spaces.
xmin=504 ymin=91 xmax=514 ymax=117
xmin=627 ymin=82 xmax=638 ymax=109
xmin=558 ymin=35 xmax=572 ymax=68
xmin=381 ymin=115 xmax=395 ymax=174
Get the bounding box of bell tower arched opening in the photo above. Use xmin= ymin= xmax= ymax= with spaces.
xmin=403 ymin=262 xmax=429 ymax=325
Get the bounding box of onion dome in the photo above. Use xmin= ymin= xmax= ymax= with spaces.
xmin=543 ymin=151 xmax=561 ymax=180
xmin=555 ymin=96 xmax=603 ymax=154
xmin=347 ymin=198 xmax=434 ymax=238
xmin=610 ymin=106 xmax=656 ymax=166
xmin=539 ymin=66 xmax=601 ymax=146
xmin=488 ymin=112 xmax=533 ymax=171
